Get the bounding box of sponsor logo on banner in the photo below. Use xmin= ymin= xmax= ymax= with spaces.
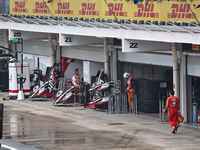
xmin=134 ymin=4 xmax=159 ymax=18
xmin=105 ymin=3 xmax=127 ymax=17
xmin=55 ymin=2 xmax=73 ymax=15
xmin=192 ymin=44 xmax=199 ymax=51
xmin=167 ymin=4 xmax=195 ymax=19
xmin=79 ymin=3 xmax=99 ymax=16
xmin=13 ymin=1 xmax=28 ymax=13
xmin=33 ymin=2 xmax=49 ymax=14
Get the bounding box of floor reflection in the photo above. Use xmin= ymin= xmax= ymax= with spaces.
xmin=3 ymin=106 xmax=161 ymax=150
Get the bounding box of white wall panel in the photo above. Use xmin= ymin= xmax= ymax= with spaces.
xmin=62 ymin=46 xmax=104 ymax=62
xmin=22 ymin=54 xmax=50 ymax=73
xmin=118 ymin=51 xmax=173 ymax=67
xmin=90 ymin=62 xmax=104 ymax=77
xmin=187 ymin=56 xmax=200 ymax=77
xmin=63 ymin=59 xmax=83 ymax=80
xmin=83 ymin=61 xmax=104 ymax=84
xmin=0 ymin=37 xmax=6 ymax=48
xmin=23 ymin=40 xmax=51 ymax=56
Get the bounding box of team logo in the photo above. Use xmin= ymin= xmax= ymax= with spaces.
xmin=55 ymin=2 xmax=73 ymax=15
xmin=105 ymin=3 xmax=127 ymax=17
xmin=134 ymin=4 xmax=159 ymax=18
xmin=33 ymin=2 xmax=49 ymax=14
xmin=172 ymin=101 xmax=176 ymax=105
xmin=13 ymin=1 xmax=28 ymax=13
xmin=79 ymin=3 xmax=99 ymax=16
xmin=167 ymin=4 xmax=195 ymax=19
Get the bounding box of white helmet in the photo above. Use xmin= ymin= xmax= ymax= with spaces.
xmin=123 ymin=72 xmax=130 ymax=79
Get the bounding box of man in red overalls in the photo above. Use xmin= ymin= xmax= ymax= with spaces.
xmin=163 ymin=90 xmax=180 ymax=134
xmin=123 ymin=72 xmax=135 ymax=110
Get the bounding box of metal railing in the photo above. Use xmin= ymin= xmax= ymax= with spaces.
xmin=159 ymin=99 xmax=168 ymax=122
xmin=107 ymin=80 xmax=121 ymax=114
xmin=74 ymin=83 xmax=90 ymax=106
xmin=108 ymin=92 xmax=138 ymax=115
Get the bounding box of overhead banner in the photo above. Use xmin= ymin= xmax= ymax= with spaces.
xmin=10 ymin=0 xmax=200 ymax=22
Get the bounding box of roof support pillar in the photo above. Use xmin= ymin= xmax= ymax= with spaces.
xmin=104 ymin=37 xmax=109 ymax=79
xmin=112 ymin=48 xmax=117 ymax=81
xmin=48 ymin=33 xmax=55 ymax=66
xmin=172 ymin=43 xmax=179 ymax=97
xmin=180 ymin=52 xmax=187 ymax=122
xmin=3 ymin=29 xmax=9 ymax=54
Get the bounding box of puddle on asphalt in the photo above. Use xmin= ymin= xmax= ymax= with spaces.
xmin=3 ymin=106 xmax=162 ymax=150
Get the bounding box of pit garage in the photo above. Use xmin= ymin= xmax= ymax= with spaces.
xmin=117 ymin=50 xmax=174 ymax=113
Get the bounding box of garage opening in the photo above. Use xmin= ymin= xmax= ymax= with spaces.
xmin=119 ymin=61 xmax=173 ymax=115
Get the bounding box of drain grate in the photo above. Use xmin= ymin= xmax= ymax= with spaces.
xmin=108 ymin=123 xmax=124 ymax=125
xmin=140 ymin=123 xmax=151 ymax=125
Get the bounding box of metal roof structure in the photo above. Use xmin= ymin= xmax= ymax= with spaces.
xmin=0 ymin=14 xmax=200 ymax=44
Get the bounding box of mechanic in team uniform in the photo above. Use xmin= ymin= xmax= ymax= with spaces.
xmin=123 ymin=72 xmax=135 ymax=110
xmin=53 ymin=64 xmax=62 ymax=89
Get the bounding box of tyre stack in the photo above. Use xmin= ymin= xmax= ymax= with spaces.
xmin=135 ymin=80 xmax=144 ymax=111
xmin=136 ymin=80 xmax=159 ymax=113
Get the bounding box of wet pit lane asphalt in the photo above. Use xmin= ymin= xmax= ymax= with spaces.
xmin=2 ymin=105 xmax=162 ymax=150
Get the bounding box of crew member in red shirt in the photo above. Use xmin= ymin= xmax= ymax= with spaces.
xmin=163 ymin=90 xmax=180 ymax=134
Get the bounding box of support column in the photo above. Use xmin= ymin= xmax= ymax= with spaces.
xmin=48 ymin=33 xmax=55 ymax=66
xmin=54 ymin=35 xmax=60 ymax=64
xmin=180 ymin=52 xmax=187 ymax=122
xmin=112 ymin=48 xmax=117 ymax=81
xmin=3 ymin=29 xmax=9 ymax=54
xmin=172 ymin=43 xmax=179 ymax=97
xmin=104 ymin=38 xmax=109 ymax=79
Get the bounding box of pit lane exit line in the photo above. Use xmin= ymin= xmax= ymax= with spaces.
xmin=1 ymin=144 xmax=18 ymax=150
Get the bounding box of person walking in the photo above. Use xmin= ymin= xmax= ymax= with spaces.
xmin=163 ymin=90 xmax=180 ymax=134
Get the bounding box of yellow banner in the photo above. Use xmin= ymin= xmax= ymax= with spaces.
xmin=160 ymin=1 xmax=198 ymax=22
xmin=102 ymin=1 xmax=161 ymax=21
xmin=9 ymin=0 xmax=200 ymax=22
xmin=192 ymin=44 xmax=200 ymax=50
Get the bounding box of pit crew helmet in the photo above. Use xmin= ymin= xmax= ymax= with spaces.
xmin=123 ymin=72 xmax=130 ymax=79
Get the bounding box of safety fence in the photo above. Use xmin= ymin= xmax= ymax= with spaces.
xmin=159 ymin=99 xmax=168 ymax=122
xmin=107 ymin=92 xmax=138 ymax=115
xmin=79 ymin=83 xmax=90 ymax=106
xmin=107 ymin=93 xmax=170 ymax=122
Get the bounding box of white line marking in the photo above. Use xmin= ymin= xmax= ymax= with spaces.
xmin=62 ymin=112 xmax=82 ymax=119
xmin=2 ymin=144 xmax=19 ymax=150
